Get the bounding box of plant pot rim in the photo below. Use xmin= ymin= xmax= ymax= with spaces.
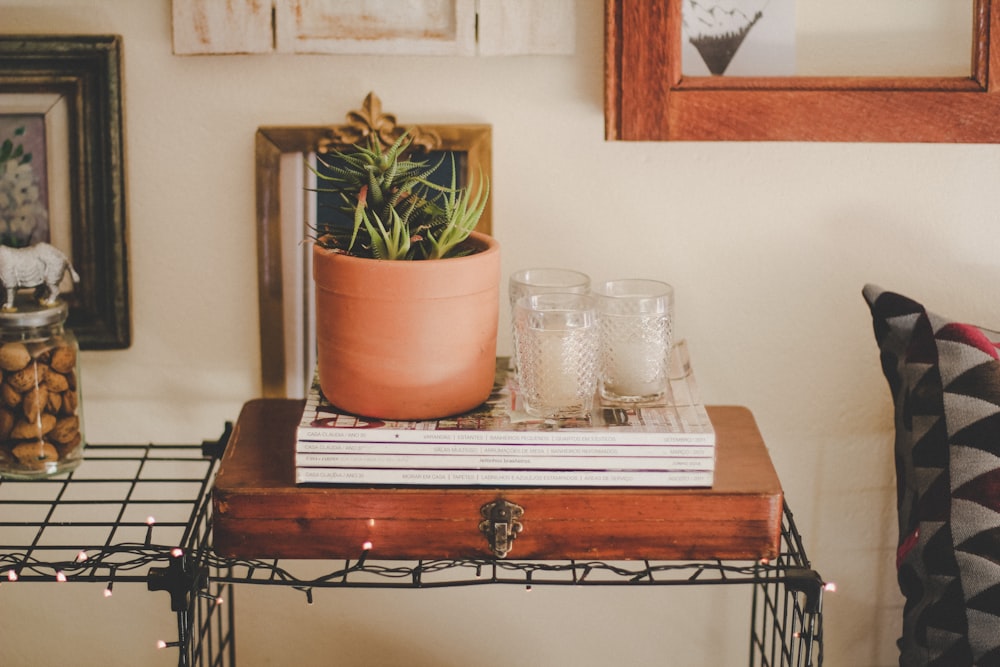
xmin=313 ymin=230 xmax=498 ymax=265
xmin=313 ymin=230 xmax=500 ymax=297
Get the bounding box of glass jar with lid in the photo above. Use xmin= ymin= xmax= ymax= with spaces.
xmin=0 ymin=297 xmax=84 ymax=479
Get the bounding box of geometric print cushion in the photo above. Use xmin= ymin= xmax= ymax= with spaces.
xmin=863 ymin=284 xmax=1000 ymax=667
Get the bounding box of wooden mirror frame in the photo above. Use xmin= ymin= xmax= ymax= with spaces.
xmin=605 ymin=0 xmax=1000 ymax=142
xmin=256 ymin=94 xmax=492 ymax=398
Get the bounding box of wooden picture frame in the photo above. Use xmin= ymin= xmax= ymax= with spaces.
xmin=0 ymin=35 xmax=129 ymax=348
xmin=272 ymin=0 xmax=477 ymax=55
xmin=256 ymin=93 xmax=492 ymax=398
xmin=605 ymin=0 xmax=1000 ymax=142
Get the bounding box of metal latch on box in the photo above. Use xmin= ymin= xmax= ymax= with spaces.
xmin=479 ymin=499 xmax=524 ymax=559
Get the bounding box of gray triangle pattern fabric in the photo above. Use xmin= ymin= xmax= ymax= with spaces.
xmin=951 ymin=447 xmax=1000 ymax=492
xmin=944 ymin=393 xmax=1000 ymax=439
xmin=937 ymin=339 xmax=997 ymax=385
xmin=864 ymin=285 xmax=1000 ymax=666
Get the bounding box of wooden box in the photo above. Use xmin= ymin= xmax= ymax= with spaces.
xmin=212 ymin=399 xmax=783 ymax=561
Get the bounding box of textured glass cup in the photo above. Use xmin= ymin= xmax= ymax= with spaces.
xmin=594 ymin=279 xmax=674 ymax=403
xmin=509 ymin=268 xmax=591 ymax=306
xmin=513 ymin=293 xmax=599 ymax=419
xmin=508 ymin=268 xmax=591 ymax=375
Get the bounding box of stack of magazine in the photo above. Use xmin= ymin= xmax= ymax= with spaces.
xmin=294 ymin=340 xmax=716 ymax=487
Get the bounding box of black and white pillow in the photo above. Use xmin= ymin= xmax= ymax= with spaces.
xmin=864 ymin=284 xmax=1000 ymax=666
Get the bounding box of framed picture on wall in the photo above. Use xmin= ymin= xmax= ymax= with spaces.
xmin=0 ymin=35 xmax=130 ymax=349
xmin=606 ymin=0 xmax=1000 ymax=142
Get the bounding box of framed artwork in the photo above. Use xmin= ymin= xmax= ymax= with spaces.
xmin=255 ymin=93 xmax=492 ymax=398
xmin=605 ymin=0 xmax=1000 ymax=142
xmin=272 ymin=0 xmax=478 ymax=55
xmin=0 ymin=35 xmax=129 ymax=349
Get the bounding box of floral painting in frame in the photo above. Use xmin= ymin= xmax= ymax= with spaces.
xmin=0 ymin=114 xmax=49 ymax=247
xmin=0 ymin=36 xmax=129 ymax=349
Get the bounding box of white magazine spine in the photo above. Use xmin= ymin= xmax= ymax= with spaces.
xmin=295 ymin=467 xmax=714 ymax=487
xmin=295 ymin=452 xmax=715 ymax=471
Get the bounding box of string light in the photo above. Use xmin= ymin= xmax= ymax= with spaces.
xmin=103 ymin=567 xmax=117 ymax=598
xmin=197 ymin=591 xmax=224 ymax=606
xmin=76 ymin=550 xmax=89 ymax=562
xmin=824 ymin=582 xmax=837 ymax=593
xmin=356 ymin=542 xmax=372 ymax=568
xmin=145 ymin=516 xmax=156 ymax=545
xmin=55 ymin=571 xmax=67 ymax=583
xmin=6 ymin=569 xmax=18 ymax=582
xmin=156 ymin=640 xmax=180 ymax=649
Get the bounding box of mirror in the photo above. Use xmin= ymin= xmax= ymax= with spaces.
xmin=606 ymin=0 xmax=1000 ymax=142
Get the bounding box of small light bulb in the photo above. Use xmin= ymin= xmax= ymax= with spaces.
xmin=824 ymin=582 xmax=838 ymax=593
xmin=56 ymin=571 xmax=67 ymax=583
xmin=146 ymin=516 xmax=156 ymax=525
xmin=6 ymin=570 xmax=18 ymax=582
xmin=103 ymin=587 xmax=113 ymax=598
xmin=156 ymin=640 xmax=167 ymax=650
xmin=76 ymin=551 xmax=88 ymax=562
xmin=362 ymin=541 xmax=373 ymax=551
xmin=171 ymin=548 xmax=183 ymax=558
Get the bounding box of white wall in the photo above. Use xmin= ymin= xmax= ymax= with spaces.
xmin=3 ymin=1 xmax=999 ymax=665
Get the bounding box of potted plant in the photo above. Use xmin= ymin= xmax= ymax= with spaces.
xmin=309 ymin=132 xmax=499 ymax=420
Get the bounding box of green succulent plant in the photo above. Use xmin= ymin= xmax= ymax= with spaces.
xmin=311 ymin=132 xmax=489 ymax=260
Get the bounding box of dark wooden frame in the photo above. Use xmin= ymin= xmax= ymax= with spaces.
xmin=256 ymin=121 xmax=492 ymax=398
xmin=605 ymin=0 xmax=1000 ymax=142
xmin=0 ymin=35 xmax=130 ymax=348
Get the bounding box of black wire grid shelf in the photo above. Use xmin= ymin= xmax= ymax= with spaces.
xmin=0 ymin=430 xmax=825 ymax=667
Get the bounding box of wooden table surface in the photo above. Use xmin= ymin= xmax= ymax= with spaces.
xmin=213 ymin=399 xmax=783 ymax=561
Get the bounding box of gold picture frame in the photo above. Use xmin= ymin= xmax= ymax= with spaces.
xmin=255 ymin=93 xmax=493 ymax=397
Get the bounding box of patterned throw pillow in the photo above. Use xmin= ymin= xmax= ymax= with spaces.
xmin=863 ymin=284 xmax=1000 ymax=667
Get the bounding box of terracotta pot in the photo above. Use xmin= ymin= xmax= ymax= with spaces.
xmin=313 ymin=231 xmax=500 ymax=420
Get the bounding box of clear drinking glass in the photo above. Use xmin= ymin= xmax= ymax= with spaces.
xmin=508 ymin=268 xmax=590 ymax=376
xmin=509 ymin=268 xmax=591 ymax=306
xmin=594 ymin=279 xmax=674 ymax=403
xmin=513 ymin=293 xmax=599 ymax=420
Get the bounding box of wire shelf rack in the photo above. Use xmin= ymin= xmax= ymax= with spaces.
xmin=0 ymin=431 xmax=824 ymax=667
xmin=0 ymin=442 xmax=218 ymax=586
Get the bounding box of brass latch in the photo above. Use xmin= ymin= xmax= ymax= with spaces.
xmin=479 ymin=499 xmax=524 ymax=559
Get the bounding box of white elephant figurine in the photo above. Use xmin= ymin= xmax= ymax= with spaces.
xmin=0 ymin=242 xmax=80 ymax=311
